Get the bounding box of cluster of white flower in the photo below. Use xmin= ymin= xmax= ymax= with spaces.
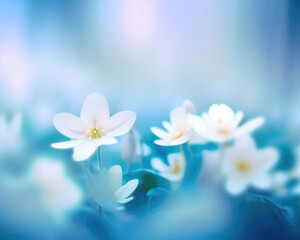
xmin=150 ymin=101 xmax=280 ymax=195
xmin=48 ymin=94 xmax=300 ymax=213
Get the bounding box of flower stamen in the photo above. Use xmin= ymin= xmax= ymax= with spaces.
xmin=236 ymin=160 xmax=251 ymax=173
xmin=88 ymin=128 xmax=102 ymax=140
xmin=171 ymin=162 xmax=181 ymax=174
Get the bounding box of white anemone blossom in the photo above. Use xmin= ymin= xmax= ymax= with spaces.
xmin=30 ymin=158 xmax=82 ymax=218
xmin=188 ymin=104 xmax=264 ymax=143
xmin=151 ymin=153 xmax=186 ymax=182
xmin=52 ymin=93 xmax=136 ymax=161
xmin=223 ymin=136 xmax=279 ymax=195
xmin=151 ymin=100 xmax=206 ymax=146
xmin=92 ymin=165 xmax=139 ymax=211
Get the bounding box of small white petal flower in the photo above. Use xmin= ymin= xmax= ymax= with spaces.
xmin=222 ymin=136 xmax=279 ymax=195
xmin=188 ymin=104 xmax=264 ymax=143
xmin=151 ymin=153 xmax=186 ymax=182
xmin=93 ymin=165 xmax=139 ymax=211
xmin=151 ymin=101 xmax=206 ymax=146
xmin=52 ymin=93 xmax=136 ymax=161
xmin=121 ymin=130 xmax=139 ymax=164
xmin=30 ymin=158 xmax=82 ymax=217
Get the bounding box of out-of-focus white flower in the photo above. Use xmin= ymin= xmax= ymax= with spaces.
xmin=52 ymin=93 xmax=136 ymax=161
xmin=121 ymin=130 xmax=139 ymax=164
xmin=151 ymin=100 xmax=206 ymax=146
xmin=30 ymin=158 xmax=82 ymax=218
xmin=93 ymin=165 xmax=138 ymax=211
xmin=223 ymin=136 xmax=279 ymax=195
xmin=121 ymin=130 xmax=151 ymax=164
xmin=188 ymin=104 xmax=264 ymax=143
xmin=0 ymin=112 xmax=23 ymax=154
xmin=151 ymin=153 xmax=186 ymax=182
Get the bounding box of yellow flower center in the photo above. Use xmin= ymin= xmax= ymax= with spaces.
xmin=174 ymin=131 xmax=184 ymax=140
xmin=171 ymin=162 xmax=181 ymax=174
xmin=236 ymin=160 xmax=251 ymax=173
xmin=88 ymin=128 xmax=102 ymax=140
xmin=217 ymin=127 xmax=230 ymax=135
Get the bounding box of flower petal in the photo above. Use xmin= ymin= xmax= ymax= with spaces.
xmin=53 ymin=113 xmax=87 ymax=139
xmin=225 ymin=177 xmax=248 ymax=195
xmin=257 ymin=148 xmax=279 ymax=171
xmin=115 ymin=179 xmax=139 ymax=201
xmin=162 ymin=121 xmax=173 ymax=132
xmin=118 ymin=196 xmax=134 ymax=204
xmin=151 ymin=158 xmax=169 ymax=172
xmin=188 ymin=114 xmax=212 ymax=139
xmin=73 ymin=142 xmax=97 ymax=161
xmin=92 ymin=136 xmax=118 ymax=147
xmin=219 ymin=104 xmax=235 ymax=122
xmin=154 ymin=139 xmax=172 ymax=146
xmin=80 ymin=93 xmax=110 ymax=128
xmin=105 ymin=111 xmax=136 ymax=137
xmin=170 ymin=133 xmax=190 ymax=145
xmin=108 ymin=165 xmax=123 ymax=192
xmin=231 ymin=111 xmax=244 ymax=129
xmin=234 ymin=117 xmax=265 ymax=137
xmin=170 ymin=107 xmax=188 ymax=130
xmin=51 ymin=138 xmax=88 ymax=149
xmin=151 ymin=127 xmax=169 ymax=139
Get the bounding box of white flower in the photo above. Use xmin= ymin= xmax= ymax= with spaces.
xmin=121 ymin=130 xmax=151 ymax=164
xmin=30 ymin=158 xmax=82 ymax=217
xmin=0 ymin=112 xmax=23 ymax=154
xmin=93 ymin=165 xmax=139 ymax=211
xmin=151 ymin=153 xmax=186 ymax=182
xmin=151 ymin=100 xmax=206 ymax=146
xmin=52 ymin=93 xmax=136 ymax=161
xmin=188 ymin=104 xmax=264 ymax=143
xmin=223 ymin=136 xmax=279 ymax=195
xmin=121 ymin=129 xmax=139 ymax=164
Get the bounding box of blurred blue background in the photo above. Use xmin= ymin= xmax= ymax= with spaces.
xmin=0 ymin=1 xmax=300 ymax=239
xmin=1 ymin=0 xmax=300 ymax=131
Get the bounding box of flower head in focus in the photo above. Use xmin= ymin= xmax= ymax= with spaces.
xmin=188 ymin=104 xmax=264 ymax=143
xmin=52 ymin=93 xmax=136 ymax=161
xmin=92 ymin=165 xmax=139 ymax=211
xmin=151 ymin=153 xmax=186 ymax=182
xmin=151 ymin=100 xmax=206 ymax=146
xmin=30 ymin=158 xmax=82 ymax=219
xmin=223 ymin=136 xmax=279 ymax=195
